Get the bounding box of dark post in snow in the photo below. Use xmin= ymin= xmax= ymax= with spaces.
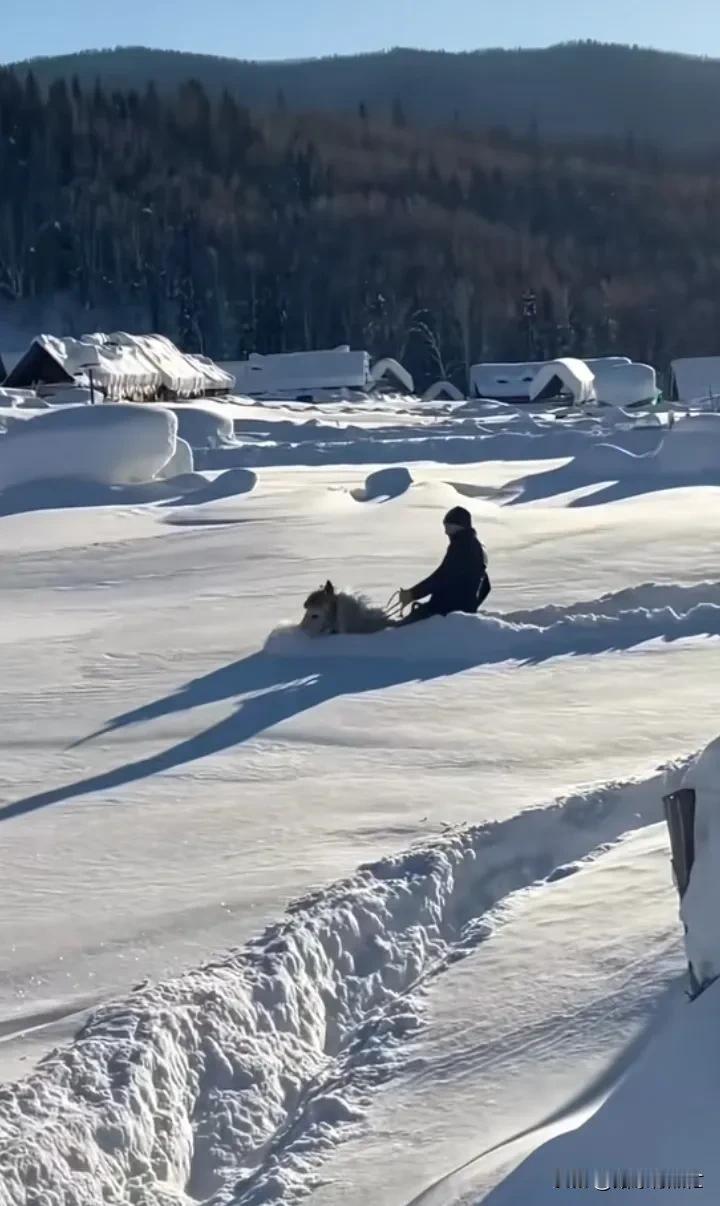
xmin=80 ymin=364 xmax=97 ymax=404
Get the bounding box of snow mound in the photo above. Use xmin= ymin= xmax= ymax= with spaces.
xmin=351 ymin=466 xmax=413 ymax=501
xmin=0 ymin=408 xmax=35 ymax=433
xmin=168 ymin=401 xmax=236 ymax=449
xmin=157 ymin=436 xmax=194 ymax=479
xmin=265 ymin=600 xmax=720 ymax=664
xmin=173 ymin=468 xmax=257 ymax=504
xmin=0 ymin=404 xmax=177 ymax=491
xmin=0 ymin=762 xmax=682 ymax=1206
xmin=505 ymin=580 xmax=720 ymax=626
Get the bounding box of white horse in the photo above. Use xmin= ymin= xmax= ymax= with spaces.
xmin=301 ymin=580 xmax=394 ymax=635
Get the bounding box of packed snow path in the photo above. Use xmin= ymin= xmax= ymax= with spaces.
xmin=0 ymin=416 xmax=719 ymax=1203
xmin=0 ymin=764 xmax=687 ymax=1205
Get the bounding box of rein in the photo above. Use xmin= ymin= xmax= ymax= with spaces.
xmin=383 ymin=591 xmax=407 ymax=622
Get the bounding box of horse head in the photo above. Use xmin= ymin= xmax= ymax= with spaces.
xmin=301 ymin=580 xmax=337 ymax=635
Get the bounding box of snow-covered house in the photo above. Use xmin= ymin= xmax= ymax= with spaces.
xmin=669 ymin=357 xmax=720 ymax=406
xmin=221 ymin=348 xmax=413 ymax=400
xmin=470 ymin=356 xmax=658 ymax=407
xmin=590 ymin=359 xmax=658 ymax=407
xmin=4 ymin=333 xmax=234 ymax=402
xmin=469 ymin=361 xmax=545 ymax=403
xmin=529 ymin=358 xmax=596 ymax=405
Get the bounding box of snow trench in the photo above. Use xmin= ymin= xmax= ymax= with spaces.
xmin=0 ymin=760 xmax=688 ymax=1206
xmin=267 ymin=584 xmax=720 ymax=665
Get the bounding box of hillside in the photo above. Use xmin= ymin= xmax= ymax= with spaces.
xmin=10 ymin=41 xmax=720 ymax=150
xmin=2 ymin=66 xmax=720 ymax=383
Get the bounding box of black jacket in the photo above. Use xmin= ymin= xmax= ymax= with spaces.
xmin=410 ymin=528 xmax=490 ymax=615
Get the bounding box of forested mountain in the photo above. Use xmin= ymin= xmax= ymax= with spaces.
xmin=11 ymin=42 xmax=720 ymax=151
xmin=2 ymin=66 xmax=720 ymax=387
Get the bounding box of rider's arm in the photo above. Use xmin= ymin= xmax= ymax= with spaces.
xmin=410 ymin=549 xmax=452 ymax=600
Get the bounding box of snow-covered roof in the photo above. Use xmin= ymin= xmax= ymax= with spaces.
xmin=671 ymin=357 xmax=720 ymax=404
xmin=422 ymin=379 xmax=465 ymax=402
xmin=529 ymin=358 xmax=596 ymax=405
xmin=108 ymin=334 xmax=210 ymax=398
xmin=5 ymin=333 xmax=232 ymax=400
xmin=183 ymin=352 xmax=235 ymax=393
xmin=221 ymin=349 xmax=415 ymax=399
xmin=471 ymin=356 xmax=652 ymax=407
xmin=223 ymin=349 xmax=374 ymax=396
xmin=591 ymin=360 xmax=658 ymax=406
xmin=369 ymin=357 xmax=414 ymax=394
xmin=52 ymin=334 xmax=161 ymax=398
xmin=470 ymin=361 xmax=544 ymax=400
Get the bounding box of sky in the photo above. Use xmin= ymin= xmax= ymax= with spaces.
xmin=4 ymin=0 xmax=720 ymax=64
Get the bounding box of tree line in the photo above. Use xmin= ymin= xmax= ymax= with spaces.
xmin=2 ymin=67 xmax=720 ymax=389
xmin=18 ymin=43 xmax=720 ymax=150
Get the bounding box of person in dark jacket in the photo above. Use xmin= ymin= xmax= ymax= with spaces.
xmin=397 ymin=506 xmax=490 ymax=626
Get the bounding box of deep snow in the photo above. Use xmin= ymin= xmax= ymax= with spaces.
xmin=0 ymin=402 xmax=177 ymax=490
xmin=0 ymin=394 xmax=718 ymax=1204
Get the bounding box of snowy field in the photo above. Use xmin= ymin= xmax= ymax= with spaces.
xmin=0 ymin=395 xmax=718 ymax=1204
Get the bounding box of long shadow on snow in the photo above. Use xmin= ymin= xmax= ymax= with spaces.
xmin=0 ymin=653 xmax=453 ymax=823
xmin=2 ymin=588 xmax=717 ymax=825
xmin=503 ymin=439 xmax=720 ymax=509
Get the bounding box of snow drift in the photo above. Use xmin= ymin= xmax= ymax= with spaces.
xmin=483 ymin=978 xmax=719 ymax=1205
xmin=265 ymin=597 xmax=720 ymax=665
xmin=157 ymin=437 xmax=194 ymax=479
xmin=0 ymin=403 xmax=177 ymax=491
xmin=168 ymin=401 xmax=236 ymax=450
xmin=350 ymin=466 xmax=413 ymax=501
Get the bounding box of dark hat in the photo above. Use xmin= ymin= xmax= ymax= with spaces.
xmin=444 ymin=505 xmax=472 ymax=529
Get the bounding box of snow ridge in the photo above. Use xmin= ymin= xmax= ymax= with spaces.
xmin=0 ymin=760 xmax=688 ymax=1206
xmin=266 ymin=590 xmax=720 ymax=665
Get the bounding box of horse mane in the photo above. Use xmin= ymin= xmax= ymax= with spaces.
xmin=335 ymin=590 xmax=390 ymax=634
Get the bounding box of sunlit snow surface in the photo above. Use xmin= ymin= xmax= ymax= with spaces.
xmin=0 ymin=395 xmax=718 ymax=1204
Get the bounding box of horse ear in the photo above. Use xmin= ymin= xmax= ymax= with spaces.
xmin=324 ymin=580 xmax=334 ymax=595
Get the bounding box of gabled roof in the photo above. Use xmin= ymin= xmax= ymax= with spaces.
xmin=529 ymin=358 xmax=596 ymax=404
xmin=5 ymin=333 xmax=234 ymax=399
